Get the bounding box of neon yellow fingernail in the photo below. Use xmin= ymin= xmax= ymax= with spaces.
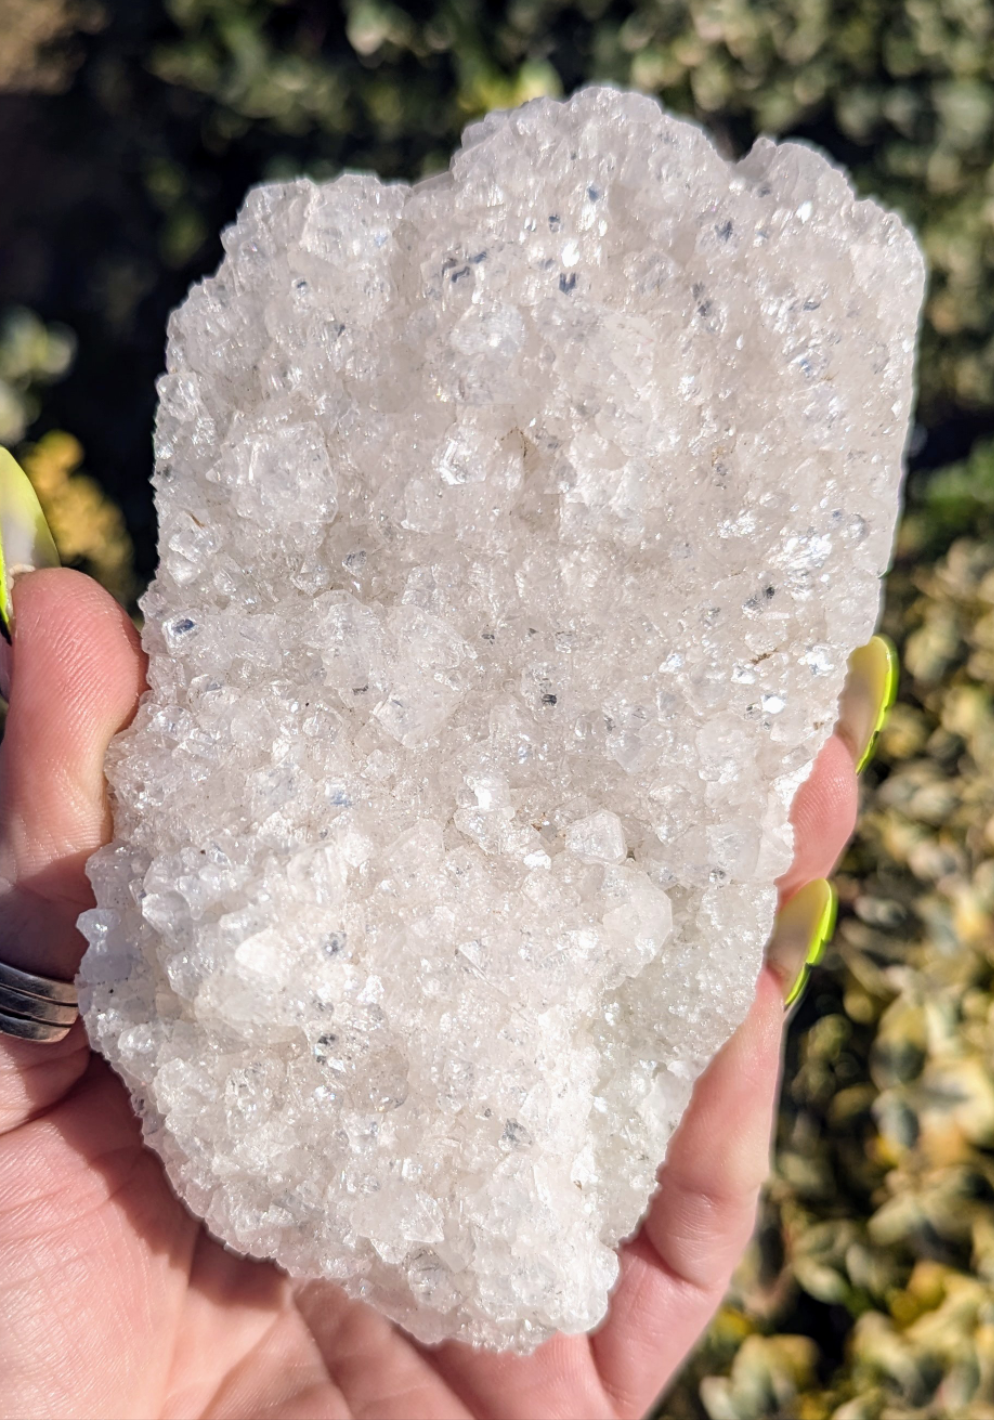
xmin=766 ymin=878 xmax=838 ymax=1009
xmin=839 ymin=635 xmax=899 ymax=774
xmin=803 ymin=879 xmax=838 ymax=969
xmin=0 ymin=446 xmax=60 ymax=641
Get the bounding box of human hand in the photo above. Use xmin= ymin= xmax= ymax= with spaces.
xmin=0 ymin=563 xmax=880 ymax=1420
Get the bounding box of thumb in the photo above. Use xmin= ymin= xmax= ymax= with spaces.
xmin=0 ymin=567 xmax=145 ymax=982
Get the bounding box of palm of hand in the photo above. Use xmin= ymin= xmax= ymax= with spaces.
xmin=0 ymin=572 xmax=858 ymax=1420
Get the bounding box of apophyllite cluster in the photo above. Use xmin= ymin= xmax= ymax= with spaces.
xmin=78 ymin=87 xmax=925 ymax=1351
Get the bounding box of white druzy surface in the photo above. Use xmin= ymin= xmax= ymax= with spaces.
xmin=79 ymin=87 xmax=925 ymax=1351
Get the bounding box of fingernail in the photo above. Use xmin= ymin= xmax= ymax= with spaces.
xmin=766 ymin=878 xmax=838 ymax=1010
xmin=0 ymin=447 xmax=60 ymax=699
xmin=837 ymin=635 xmax=899 ymax=773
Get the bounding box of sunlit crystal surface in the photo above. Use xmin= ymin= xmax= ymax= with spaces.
xmin=78 ymin=87 xmax=925 ymax=1351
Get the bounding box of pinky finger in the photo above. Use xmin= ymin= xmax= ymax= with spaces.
xmin=590 ymin=967 xmax=785 ymax=1419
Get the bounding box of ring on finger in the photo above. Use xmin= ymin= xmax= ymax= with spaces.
xmin=0 ymin=958 xmax=79 ymax=1043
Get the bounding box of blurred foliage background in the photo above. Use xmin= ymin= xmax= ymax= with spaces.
xmin=1 ymin=1 xmax=993 ymax=1415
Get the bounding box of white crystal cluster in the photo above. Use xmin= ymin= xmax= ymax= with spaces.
xmin=78 ymin=87 xmax=925 ymax=1351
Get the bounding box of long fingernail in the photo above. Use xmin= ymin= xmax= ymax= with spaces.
xmin=0 ymin=446 xmax=60 ymax=698
xmin=837 ymin=635 xmax=899 ymax=773
xmin=766 ymin=878 xmax=837 ymax=1009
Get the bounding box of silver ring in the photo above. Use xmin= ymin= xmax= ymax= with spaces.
xmin=0 ymin=959 xmax=79 ymax=1044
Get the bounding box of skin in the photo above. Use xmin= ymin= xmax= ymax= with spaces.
xmin=0 ymin=569 xmax=859 ymax=1420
